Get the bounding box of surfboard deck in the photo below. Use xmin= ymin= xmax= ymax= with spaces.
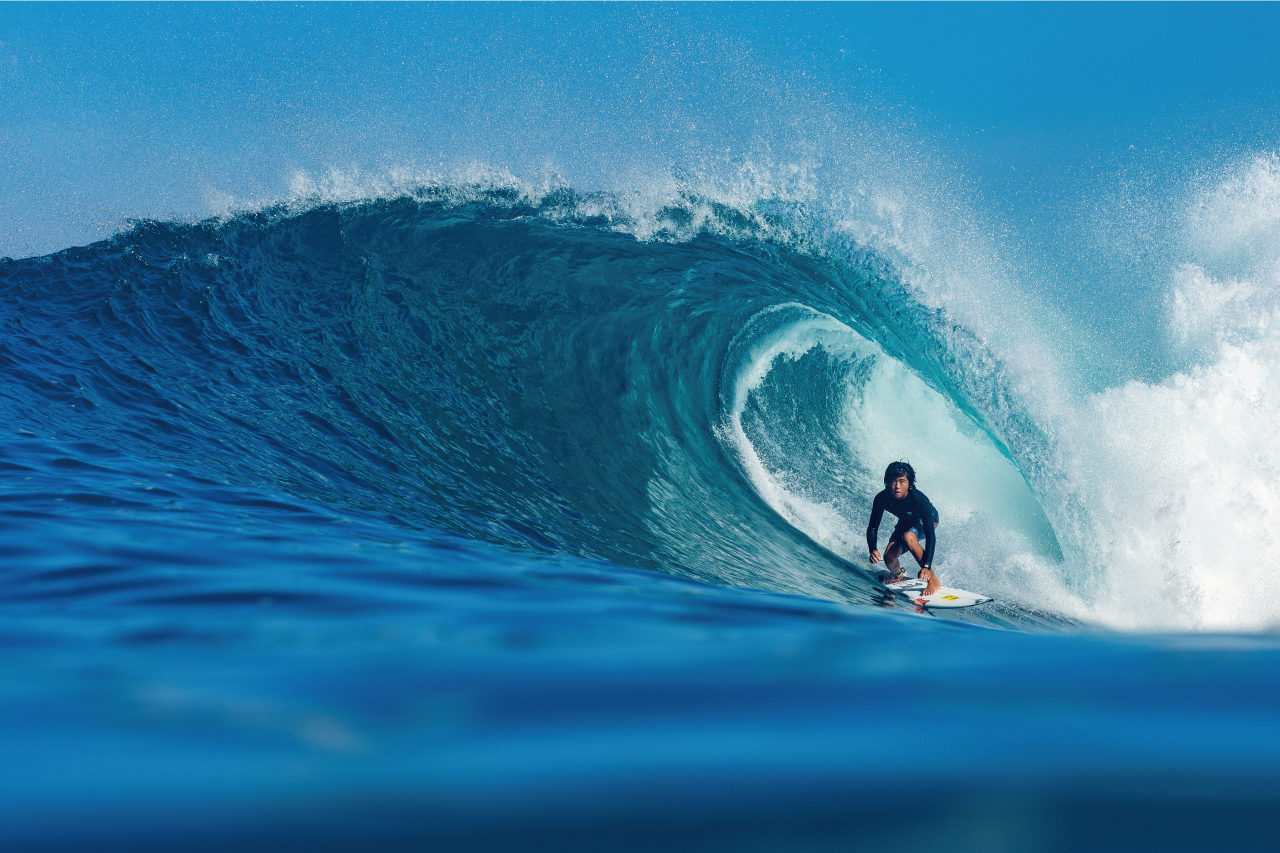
xmin=882 ymin=577 xmax=992 ymax=609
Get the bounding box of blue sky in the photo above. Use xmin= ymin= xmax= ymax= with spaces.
xmin=3 ymin=3 xmax=1278 ymax=260
xmin=851 ymin=4 xmax=1278 ymax=138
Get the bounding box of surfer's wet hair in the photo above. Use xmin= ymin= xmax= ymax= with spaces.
xmin=883 ymin=460 xmax=916 ymax=487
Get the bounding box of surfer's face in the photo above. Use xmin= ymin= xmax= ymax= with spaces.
xmin=888 ymin=475 xmax=910 ymax=499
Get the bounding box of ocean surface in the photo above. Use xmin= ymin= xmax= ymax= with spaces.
xmin=5 ymin=5 xmax=1280 ymax=851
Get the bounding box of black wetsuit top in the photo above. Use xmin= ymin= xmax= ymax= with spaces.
xmin=866 ymin=487 xmax=938 ymax=568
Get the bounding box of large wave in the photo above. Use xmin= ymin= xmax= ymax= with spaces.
xmin=4 ymin=158 xmax=1278 ymax=631
xmin=0 ymin=183 xmax=1056 ymax=620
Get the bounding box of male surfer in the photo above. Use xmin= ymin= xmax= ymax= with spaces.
xmin=867 ymin=461 xmax=941 ymax=596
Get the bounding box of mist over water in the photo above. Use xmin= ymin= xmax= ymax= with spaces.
xmin=5 ymin=5 xmax=1280 ymax=850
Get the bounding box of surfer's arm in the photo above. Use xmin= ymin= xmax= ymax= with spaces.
xmin=918 ymin=494 xmax=937 ymax=568
xmin=866 ymin=493 xmax=886 ymax=561
xmin=915 ymin=493 xmax=940 ymax=594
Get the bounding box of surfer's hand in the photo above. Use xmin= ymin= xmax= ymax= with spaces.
xmin=869 ymin=550 xmax=882 ymax=564
xmin=920 ymin=568 xmax=941 ymax=596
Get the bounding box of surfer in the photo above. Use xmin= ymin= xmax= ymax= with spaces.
xmin=867 ymin=461 xmax=941 ymax=596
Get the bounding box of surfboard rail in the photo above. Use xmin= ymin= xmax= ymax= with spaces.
xmin=883 ymin=577 xmax=993 ymax=609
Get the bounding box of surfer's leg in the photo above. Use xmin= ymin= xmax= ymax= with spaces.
xmin=902 ymin=530 xmax=925 ymax=566
xmin=884 ymin=540 xmax=905 ymax=577
xmin=905 ymin=524 xmax=941 ymax=595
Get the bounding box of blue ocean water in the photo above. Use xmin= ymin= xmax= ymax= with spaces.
xmin=5 ymin=5 xmax=1280 ymax=851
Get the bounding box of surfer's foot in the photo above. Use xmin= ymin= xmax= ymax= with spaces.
xmin=885 ymin=570 xmax=906 ymax=583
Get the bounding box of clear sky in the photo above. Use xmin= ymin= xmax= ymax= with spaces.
xmin=845 ymin=3 xmax=1279 ymax=139
xmin=3 ymin=2 xmax=1278 ymax=262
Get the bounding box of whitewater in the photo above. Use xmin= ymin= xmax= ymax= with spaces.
xmin=5 ymin=4 xmax=1280 ymax=851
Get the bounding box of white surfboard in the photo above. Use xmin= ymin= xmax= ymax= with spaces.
xmin=883 ymin=577 xmax=992 ymax=609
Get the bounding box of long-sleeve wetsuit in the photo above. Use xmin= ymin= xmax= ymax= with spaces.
xmin=866 ymin=487 xmax=938 ymax=568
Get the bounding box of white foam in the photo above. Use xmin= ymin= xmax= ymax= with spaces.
xmin=1045 ymin=154 xmax=1280 ymax=631
xmin=1054 ymin=339 xmax=1280 ymax=630
xmin=202 ymin=163 xmax=539 ymax=221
